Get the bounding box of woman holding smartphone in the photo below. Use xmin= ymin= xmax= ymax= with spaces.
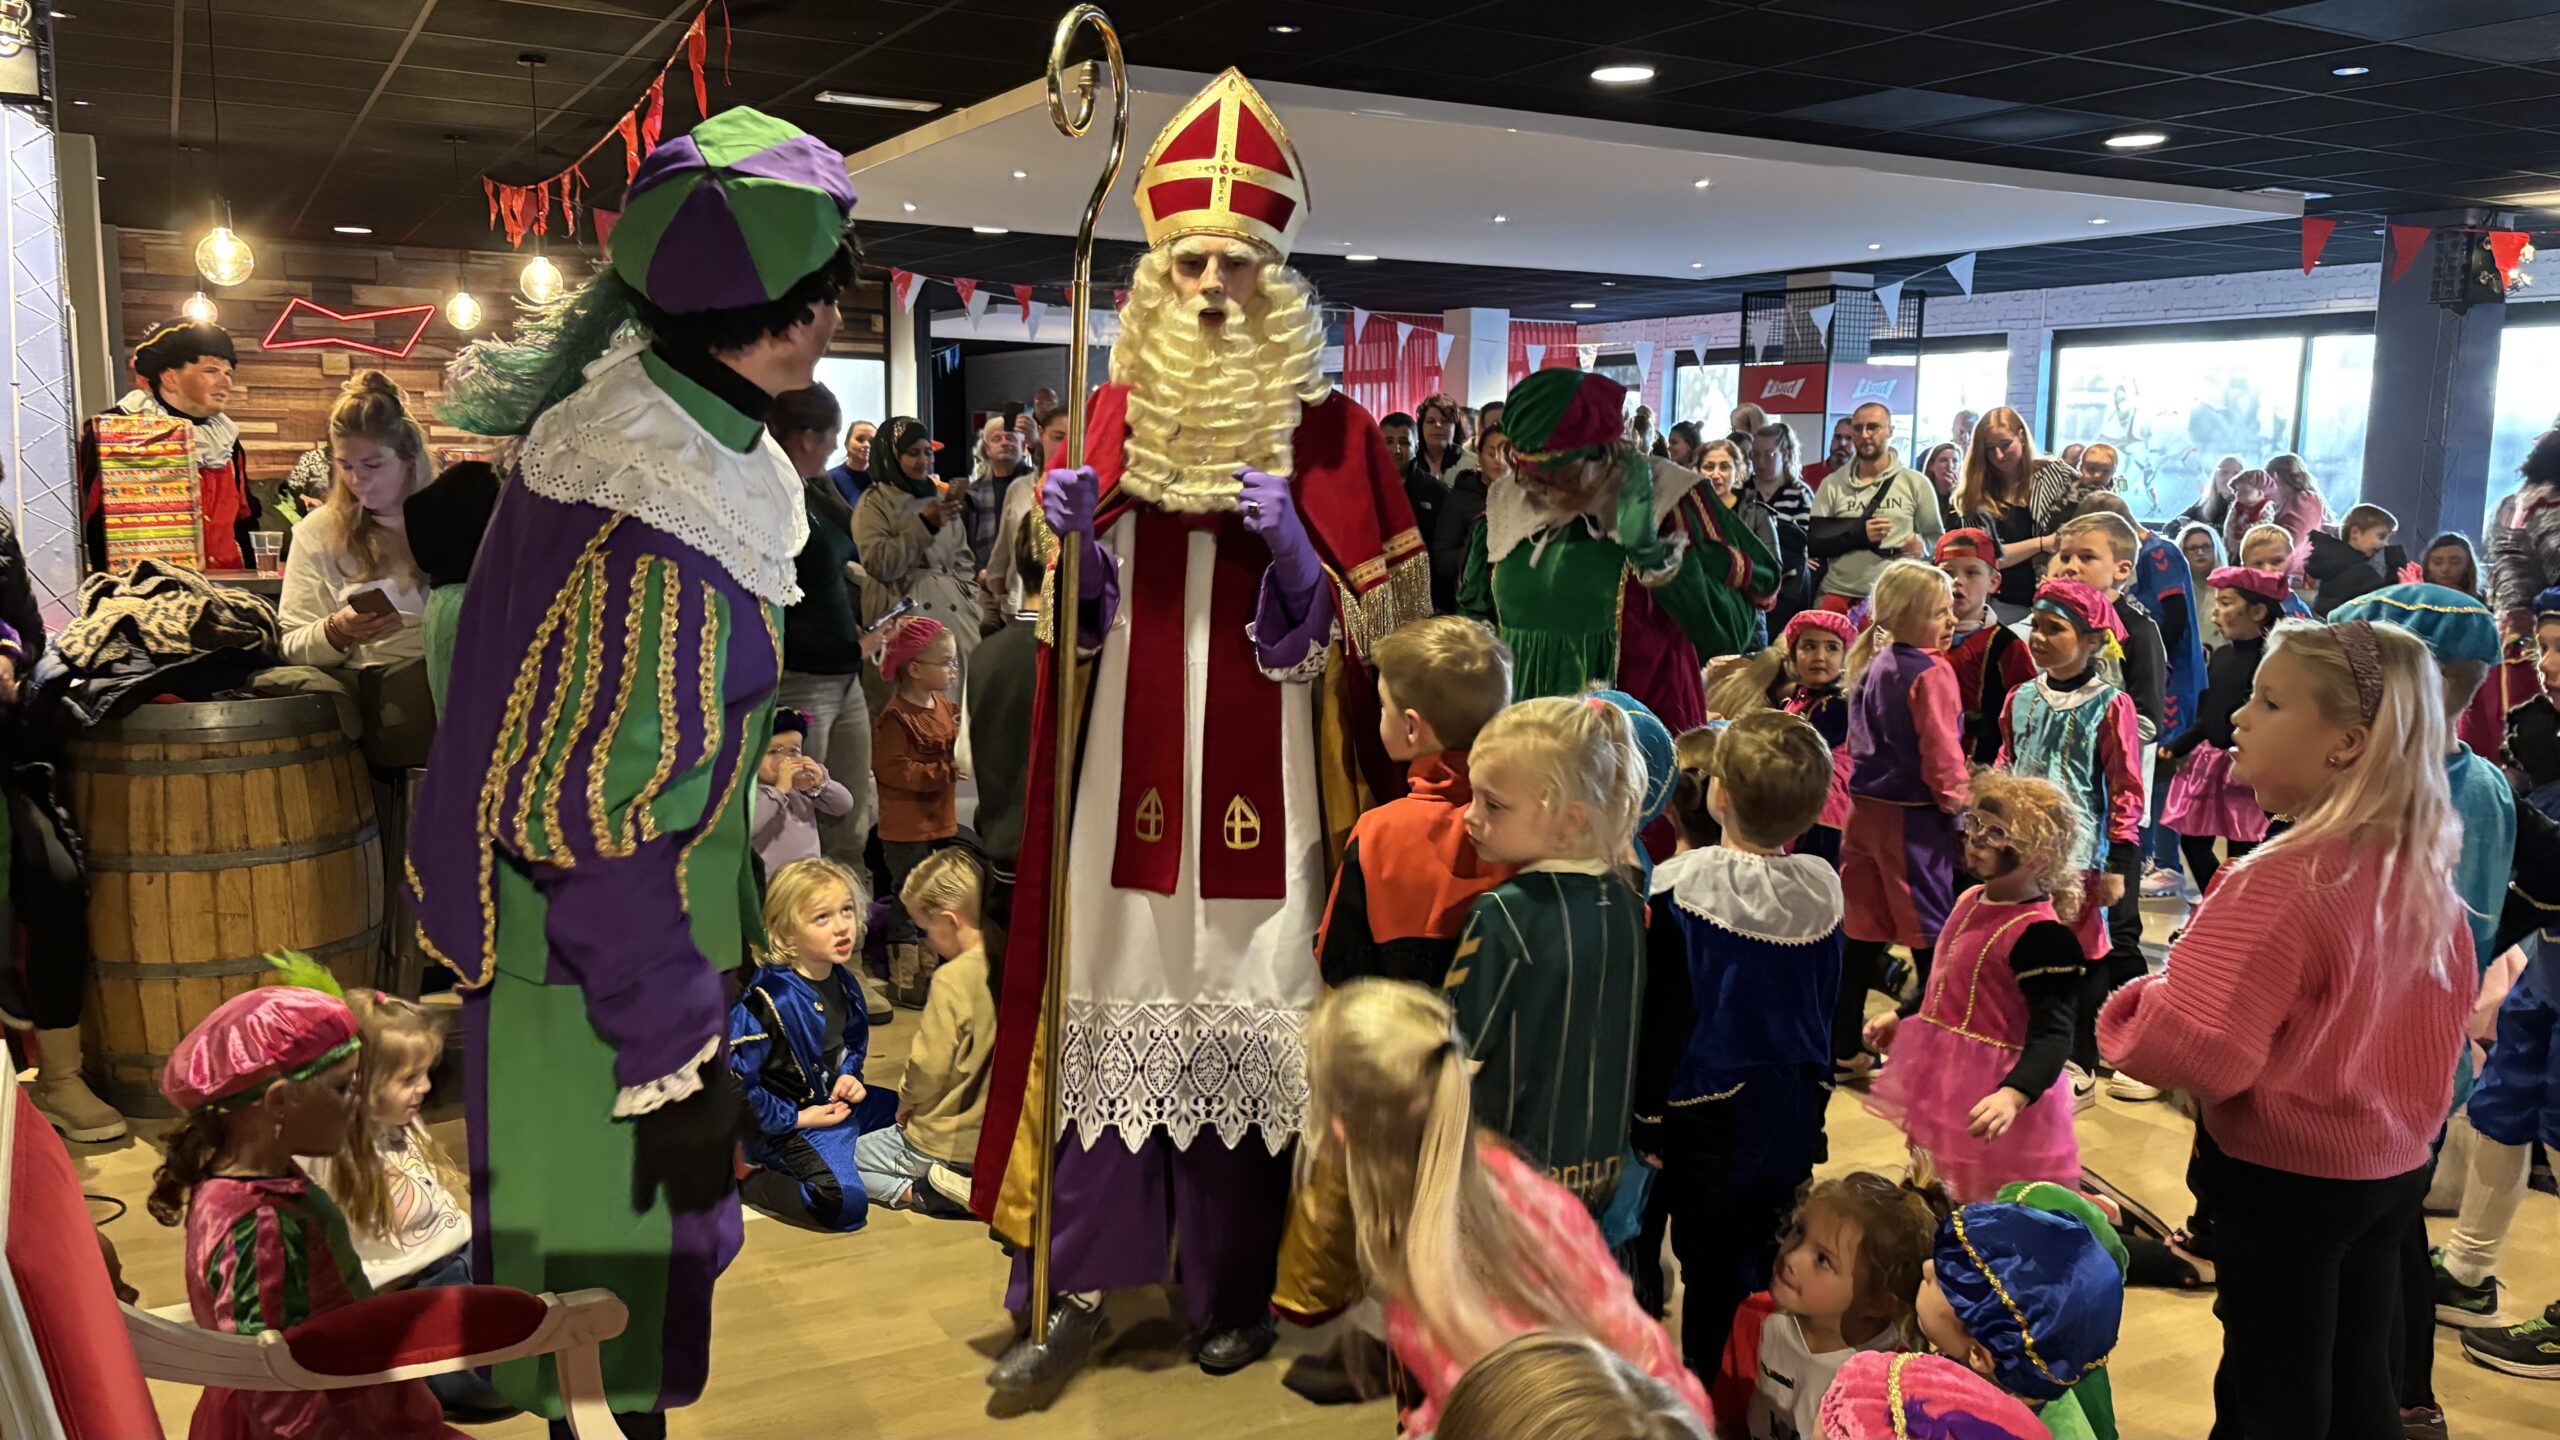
xmin=277 ymin=370 xmax=436 ymax=768
xmin=851 ymin=415 xmax=984 ymax=684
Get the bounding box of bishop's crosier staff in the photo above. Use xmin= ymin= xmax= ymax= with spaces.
xmin=1031 ymin=2 xmax=1127 ymax=1351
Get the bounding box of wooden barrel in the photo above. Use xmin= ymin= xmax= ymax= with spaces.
xmin=70 ymin=695 xmax=384 ymax=1117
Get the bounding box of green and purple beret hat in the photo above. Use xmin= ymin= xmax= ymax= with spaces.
xmin=611 ymin=107 xmax=856 ymax=316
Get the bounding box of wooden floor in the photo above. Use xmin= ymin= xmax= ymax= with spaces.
xmin=60 ymin=896 xmax=2560 ymax=1439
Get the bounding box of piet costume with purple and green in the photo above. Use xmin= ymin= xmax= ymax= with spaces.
xmin=1458 ymin=369 xmax=1773 ymax=734
xmin=405 ymin=107 xmax=853 ymax=1421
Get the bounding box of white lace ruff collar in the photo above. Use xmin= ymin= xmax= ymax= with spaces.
xmin=516 ymin=340 xmax=808 ymax=606
xmin=1483 ymin=455 xmax=1701 ymax=567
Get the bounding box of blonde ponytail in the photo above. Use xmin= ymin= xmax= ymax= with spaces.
xmin=1850 ymin=560 xmax=1953 ymax=695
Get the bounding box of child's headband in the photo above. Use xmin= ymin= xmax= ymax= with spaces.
xmin=2332 ymin=620 xmax=2385 ymax=724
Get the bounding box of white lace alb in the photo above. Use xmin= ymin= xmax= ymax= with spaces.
xmin=516 ymin=340 xmax=808 ymax=606
xmin=1058 ymin=998 xmax=1307 ymax=1153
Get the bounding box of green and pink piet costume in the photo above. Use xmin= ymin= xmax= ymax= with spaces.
xmin=406 ymin=107 xmax=853 ymax=1421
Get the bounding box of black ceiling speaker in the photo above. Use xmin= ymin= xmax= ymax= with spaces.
xmin=2432 ymin=230 xmax=2508 ymax=313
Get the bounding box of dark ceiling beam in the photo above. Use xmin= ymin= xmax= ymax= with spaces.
xmin=393 ymin=0 xmax=702 ymax=246
xmin=288 ymin=0 xmax=441 ymax=234
xmin=164 ymin=0 xmax=184 ymax=139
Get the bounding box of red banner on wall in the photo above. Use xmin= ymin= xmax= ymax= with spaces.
xmin=1740 ymin=363 xmax=1826 ymax=415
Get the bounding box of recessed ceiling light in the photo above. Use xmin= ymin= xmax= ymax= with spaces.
xmin=1601 ymin=281 xmax=1616 ymax=286
xmin=814 ymin=91 xmax=942 ymax=112
xmin=333 ymin=225 xmax=372 ymax=235
xmin=1491 ymin=213 xmax=1508 ymax=223
xmin=2331 ymin=65 xmax=2370 ymax=77
xmin=1268 ymin=23 xmax=1300 ymax=34
xmin=1346 ymin=254 xmax=1377 ymax=262
xmin=2104 ymin=130 xmax=2169 ymax=150
xmin=1690 ymin=262 xmax=1704 ymax=269
xmin=2088 ymin=217 xmax=2109 ymax=225
xmin=1011 ymin=170 xmax=1027 ymax=180
xmin=901 ymin=201 xmax=917 ymax=212
xmin=48 ymin=10 xmax=68 ymax=17
xmin=1569 ymin=301 xmax=1598 ymax=309
xmin=1867 ymin=242 xmax=1882 ymax=250
xmin=1692 ymin=178 xmax=1712 ymax=189
xmin=1590 ymin=64 xmax=1654 ymax=84
xmin=971 ymin=225 xmax=1009 ymax=234
xmin=70 ymin=98 xmax=87 ymax=106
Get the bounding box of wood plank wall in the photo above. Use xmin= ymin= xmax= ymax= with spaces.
xmin=112 ymin=229 xmax=889 ymax=480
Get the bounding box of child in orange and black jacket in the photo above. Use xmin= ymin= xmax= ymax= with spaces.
xmin=1316 ymin=616 xmax=1519 ymax=988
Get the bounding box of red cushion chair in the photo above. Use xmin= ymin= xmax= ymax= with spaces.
xmin=0 ymin=1064 xmax=630 ymax=1440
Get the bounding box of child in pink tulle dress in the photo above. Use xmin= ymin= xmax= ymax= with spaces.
xmin=1862 ymin=770 xmax=2087 ymax=1201
xmin=2160 ymin=565 xmax=2283 ymax=894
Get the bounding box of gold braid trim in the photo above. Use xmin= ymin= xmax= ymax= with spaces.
xmin=631 ymin=557 xmax=684 ymax=848
xmin=525 ymin=555 xmax=603 ymax=864
xmin=1887 ymin=1351 xmax=1915 ymax=1439
xmin=465 ymin=514 xmax=624 ymax=985
xmin=676 ymin=598 xmax=769 ymax=912
xmin=695 ymin=579 xmax=724 ymax=820
xmin=589 ymin=557 xmax=647 ymax=860
xmin=1949 ymin=1207 xmax=2108 ymax=1391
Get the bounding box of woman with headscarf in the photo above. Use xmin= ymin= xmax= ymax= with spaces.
xmin=851 ymin=415 xmax=984 ymax=675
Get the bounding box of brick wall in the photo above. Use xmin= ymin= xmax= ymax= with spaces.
xmin=112 ymin=229 xmax=887 ymax=481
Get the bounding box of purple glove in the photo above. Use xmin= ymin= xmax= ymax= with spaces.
xmin=1237 ymin=467 xmax=1322 ymax=600
xmin=1041 ymin=464 xmax=1119 ymax=641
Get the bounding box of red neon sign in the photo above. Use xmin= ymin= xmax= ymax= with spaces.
xmin=259 ymin=298 xmax=436 ymax=360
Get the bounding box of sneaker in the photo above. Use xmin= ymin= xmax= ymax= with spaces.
xmin=2435 ymin=1249 xmax=2504 ymax=1329
xmin=925 ymin=1161 xmax=974 ymax=1212
xmin=2459 ymin=1298 xmax=2560 ymax=1379
xmin=2066 ymin=1063 xmax=2097 ymax=1113
xmin=2400 ymin=1404 xmax=2448 ymax=1440
xmin=2141 ymin=866 xmax=2185 ymax=898
xmin=2106 ymin=1072 xmax=2163 ymax=1102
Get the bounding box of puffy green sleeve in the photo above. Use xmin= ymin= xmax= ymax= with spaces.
xmin=1642 ymin=488 xmax=1777 ymax=663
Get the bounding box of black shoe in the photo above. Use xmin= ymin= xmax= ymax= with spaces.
xmin=2400 ymin=1405 xmax=2448 ymax=1440
xmin=1196 ymin=1314 xmax=1278 ymax=1375
xmin=909 ymin=1179 xmax=973 ymax=1221
xmin=2460 ymin=1298 xmax=2560 ymax=1380
xmin=2434 ymin=1249 xmax=2504 ymax=1329
xmin=987 ymin=1297 xmax=1110 ymax=1404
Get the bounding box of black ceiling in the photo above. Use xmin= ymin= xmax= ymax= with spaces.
xmin=56 ymin=0 xmax=2559 ymax=323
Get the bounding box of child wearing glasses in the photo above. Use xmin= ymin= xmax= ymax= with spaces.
xmin=1862 ymin=770 xmax=2090 ymax=1201
xmin=872 ymin=615 xmax=962 ymax=1006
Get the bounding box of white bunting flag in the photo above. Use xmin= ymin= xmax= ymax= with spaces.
xmin=1577 ymin=344 xmax=1598 ymax=371
xmin=1396 ymin=321 xmax=1413 ymax=351
xmin=962 ymin=286 xmax=991 ymax=330
xmin=1807 ymin=302 xmax=1836 ymax=343
xmin=1525 ymin=343 xmax=1545 ymax=372
xmin=1024 ymin=300 xmax=1049 ymax=337
xmin=1691 ymin=333 xmax=1709 ymax=367
xmin=1350 ymin=308 xmax=1369 ymax=350
xmin=1435 ymin=330 xmax=1456 ymax=366
xmin=1946 ymin=252 xmax=1978 ymax=296
xmin=1632 ymin=341 xmax=1655 ymax=385
xmin=1874 ymin=280 xmax=1905 ymax=322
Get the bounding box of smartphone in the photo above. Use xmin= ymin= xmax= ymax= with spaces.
xmin=1002 ymin=400 xmax=1025 ymax=429
xmin=864 ymin=596 xmax=915 ymax=633
xmin=346 ymin=587 xmax=399 ymax=620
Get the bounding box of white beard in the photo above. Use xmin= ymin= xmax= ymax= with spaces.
xmin=1111 ymin=267 xmax=1326 ymax=514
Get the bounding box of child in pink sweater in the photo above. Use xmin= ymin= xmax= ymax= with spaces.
xmin=2100 ymin=618 xmax=2472 ymax=1440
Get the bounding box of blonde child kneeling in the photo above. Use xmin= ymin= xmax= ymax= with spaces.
xmin=1307 ymin=980 xmax=1707 ymax=1435
xmin=731 ymin=858 xmax=904 ymax=1230
xmin=858 ymin=847 xmax=997 ymax=1219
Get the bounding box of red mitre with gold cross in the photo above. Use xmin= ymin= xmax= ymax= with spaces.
xmin=1136 ymin=68 xmax=1307 ymax=259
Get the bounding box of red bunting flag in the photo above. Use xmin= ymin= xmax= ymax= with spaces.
xmin=594 ymin=208 xmax=620 ymax=255
xmin=617 ymin=113 xmax=643 ymax=183
xmin=684 ymin=11 xmax=709 ymax=116
xmin=1114 ymin=288 xmax=1130 ymax=311
xmin=890 ymin=270 xmax=923 ymax=313
xmin=952 ymin=277 xmax=978 ymax=308
xmin=2299 ymin=215 xmax=2338 ymax=274
xmin=642 ymin=76 xmax=665 ymax=151
xmin=1013 ymin=284 xmax=1036 ymax=322
xmin=2490 ymin=230 xmax=2532 ymax=288
xmin=2388 ymin=223 xmax=2432 ymax=282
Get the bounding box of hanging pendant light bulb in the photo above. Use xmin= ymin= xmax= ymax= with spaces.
xmin=181 ymin=290 xmax=219 ymax=325
xmin=445 ymin=289 xmax=484 ymax=332
xmin=194 ymin=217 xmax=253 ymax=286
xmin=519 ymin=251 xmax=563 ymax=305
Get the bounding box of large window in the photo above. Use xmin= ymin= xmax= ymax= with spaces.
xmin=2051 ymin=332 xmax=2310 ymax=519
xmin=2300 ymin=333 xmax=2375 ymax=506
xmin=1669 ymin=358 xmax=1740 ymax=434
xmin=2488 ymin=317 xmax=2560 ymax=530
xmin=1915 ymin=347 xmax=2011 ymax=451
